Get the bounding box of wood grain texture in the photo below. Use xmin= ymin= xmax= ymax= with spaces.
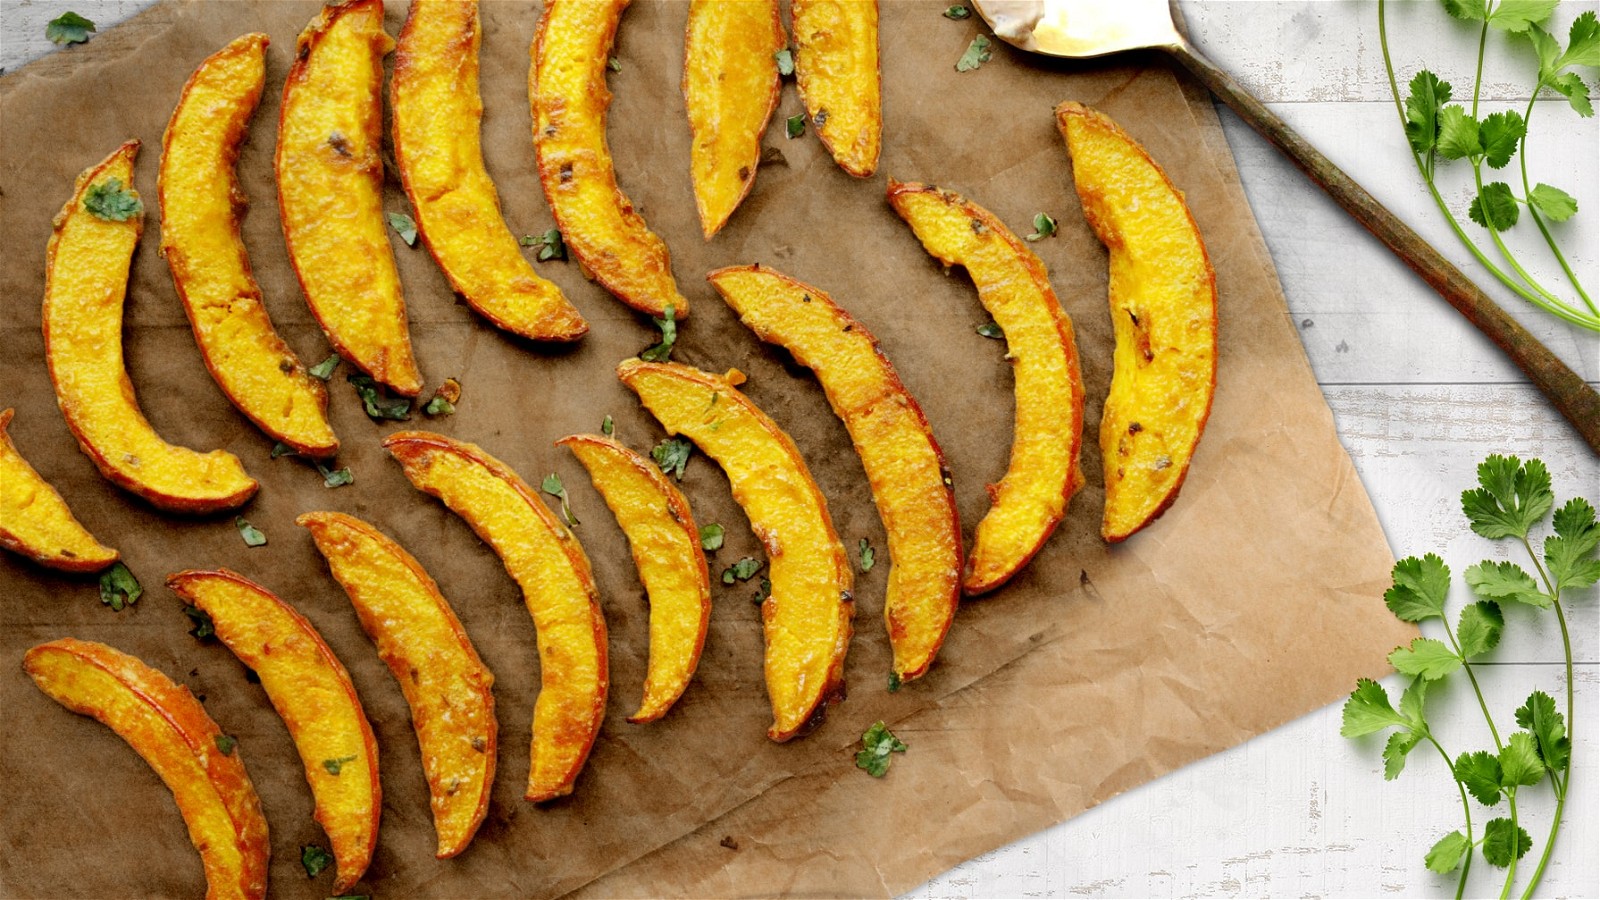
xmin=2 ymin=1 xmax=1595 ymax=897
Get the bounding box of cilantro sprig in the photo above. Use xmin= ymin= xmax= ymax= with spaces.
xmin=1379 ymin=1 xmax=1598 ymax=331
xmin=854 ymin=721 xmax=907 ymax=777
xmin=1343 ymin=454 xmax=1594 ymax=899
xmin=46 ymin=11 xmax=95 ymax=46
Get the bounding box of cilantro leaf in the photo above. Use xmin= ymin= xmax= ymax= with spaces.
xmin=1528 ymin=183 xmax=1578 ymax=221
xmin=1024 ymin=212 xmax=1057 ymax=241
xmin=1559 ymin=11 xmax=1600 ymax=67
xmin=271 ymin=442 xmax=296 ymax=459
xmin=976 ymin=320 xmax=1004 ymax=339
xmin=1547 ymin=71 xmax=1593 ymax=116
xmin=943 ymin=4 xmax=971 ymax=19
xmin=855 ymin=721 xmax=908 ymax=777
xmin=752 ymin=577 xmax=772 ymax=605
xmin=1461 ymin=455 xmax=1552 ymax=539
xmin=1526 ymin=22 xmax=1565 ymax=82
xmin=347 ymin=374 xmax=411 ymax=421
xmin=45 ymin=11 xmax=96 ymax=45
xmin=774 ymin=48 xmax=794 ymax=76
xmin=1514 ymin=690 xmax=1570 ymax=771
xmin=1436 ymin=105 xmax=1482 ymax=159
xmin=601 ymin=415 xmax=614 ymax=436
xmin=1463 ymin=560 xmax=1549 ymax=607
xmin=83 ymin=178 xmax=142 ymax=221
xmin=1441 ymin=0 xmax=1488 ymax=21
xmin=1454 ymin=750 xmax=1505 ymax=805
xmin=721 ymin=556 xmax=762 ymax=584
xmin=317 ymin=463 xmax=354 ymax=488
xmin=235 ymin=517 xmax=267 ymax=548
xmin=423 ymin=396 xmax=455 ymax=416
xmin=956 ymin=34 xmax=992 ymax=72
xmin=858 ymin=538 xmax=875 ymax=572
xmin=322 ymin=754 xmax=357 ymax=776
xmin=888 ymin=672 xmax=903 ymax=693
xmin=640 ymin=304 xmax=677 ymax=362
xmin=301 ymin=844 xmax=335 ymax=878
xmin=1546 ymin=496 xmax=1600 ymax=591
xmin=214 ymin=734 xmax=236 ymax=756
xmin=1398 ymin=677 xmax=1429 ymax=730
xmin=308 ymin=354 xmax=340 ymax=381
xmin=1488 ymin=0 xmax=1557 ymax=33
xmin=1388 ymin=637 xmax=1461 ymax=681
xmin=651 ymin=436 xmax=693 ymax=480
xmin=386 ymin=212 xmax=418 ymax=247
xmin=1469 ymin=182 xmax=1520 ymax=231
xmin=98 ymin=562 xmax=142 ymax=612
xmin=1456 ymin=600 xmax=1504 ymax=658
xmin=1341 ymin=678 xmax=1409 ymax=737
xmin=1477 ymin=110 xmax=1525 ymax=168
xmin=541 ymin=473 xmax=579 ymax=528
xmin=1383 ymin=730 xmax=1423 ymax=780
xmin=184 ymin=605 xmax=215 ymax=641
xmin=1425 ymin=830 xmax=1471 ymax=874
xmin=1405 ymin=70 xmax=1452 ymax=154
xmin=1499 ymin=731 xmax=1545 ymax=787
xmin=1384 ymin=553 xmax=1451 ymax=622
xmin=522 ymin=228 xmax=566 ymax=262
xmin=786 ymin=113 xmax=806 ymax=139
xmin=699 ymin=523 xmax=724 ymax=551
xmin=607 ymin=56 xmax=621 ymax=73
xmin=1482 ymin=817 xmax=1532 ymax=867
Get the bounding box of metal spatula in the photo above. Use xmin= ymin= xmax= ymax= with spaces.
xmin=973 ymin=0 xmax=1600 ymax=454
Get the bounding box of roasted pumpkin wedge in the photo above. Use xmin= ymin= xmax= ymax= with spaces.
xmin=710 ymin=266 xmax=959 ymax=682
xmin=394 ymin=0 xmax=587 ymax=342
xmin=1057 ymin=102 xmax=1218 ymax=543
xmin=168 ymin=569 xmax=380 ymax=892
xmin=531 ymin=0 xmax=689 ymax=318
xmin=24 ymin=638 xmax=271 ymax=900
xmin=791 ymin=0 xmax=882 ymax=178
xmin=161 ymin=33 xmax=338 ymax=458
xmin=385 ymin=431 xmax=608 ymax=802
xmin=44 ymin=141 xmax=258 ymax=514
xmin=617 ymin=360 xmax=853 ymax=741
xmin=557 ymin=434 xmax=712 ymax=723
xmin=683 ymin=0 xmax=784 ymax=238
xmin=0 ymin=409 xmax=118 ymax=572
xmin=278 ymin=0 xmax=422 ymax=396
xmin=300 ymin=511 xmax=495 ymax=858
xmin=888 ymin=180 xmax=1085 ymax=597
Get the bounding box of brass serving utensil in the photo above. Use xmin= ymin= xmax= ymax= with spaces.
xmin=974 ymin=0 xmax=1600 ymax=454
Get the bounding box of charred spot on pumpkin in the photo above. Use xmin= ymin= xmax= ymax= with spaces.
xmin=279 ymin=359 xmax=296 ymax=374
xmin=1128 ymin=422 xmax=1142 ymax=434
xmin=737 ymin=165 xmax=751 ymax=182
xmin=559 ymin=163 xmax=574 ymax=183
xmin=327 ymin=132 xmax=352 ymax=158
xmin=471 ymin=736 xmax=487 ymax=752
xmin=813 ymin=108 xmax=829 ymax=128
xmin=969 ymin=217 xmax=987 ymax=235
xmin=801 ymin=294 xmax=812 ymax=303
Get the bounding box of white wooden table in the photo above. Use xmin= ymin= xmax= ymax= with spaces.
xmin=3 ymin=1 xmax=1595 ymax=897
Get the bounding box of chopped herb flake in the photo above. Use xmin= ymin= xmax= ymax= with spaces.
xmin=855 ymin=721 xmax=908 ymax=777
xmin=722 ymin=556 xmax=762 ymax=584
xmin=943 ymin=4 xmax=971 ymax=19
xmin=699 ymin=523 xmax=725 ymax=551
xmin=235 ymin=517 xmax=267 ymax=548
xmin=652 ymin=436 xmax=693 ymax=480
xmin=786 ymin=113 xmax=807 ymax=139
xmin=607 ymin=56 xmax=622 ymax=72
xmin=214 ymin=734 xmax=236 ymax=755
xmin=752 ymin=577 xmax=772 ymax=604
xmin=541 ymin=473 xmax=580 ymax=527
xmin=184 ymin=605 xmax=215 ymax=641
xmin=301 ymin=844 xmax=334 ymax=878
xmin=858 ymin=538 xmax=876 ymax=572
xmin=347 ymin=374 xmax=411 ymax=421
xmin=98 ymin=562 xmax=141 ymax=612
xmin=976 ymin=320 xmax=1005 ymax=339
xmin=523 ymin=228 xmax=567 ymax=262
xmin=317 ymin=463 xmax=354 ymax=488
xmin=1025 ymin=212 xmax=1057 ymax=241
xmin=775 ymin=48 xmax=795 ymax=76
xmin=888 ymin=672 xmax=903 ymax=693
xmin=640 ymin=303 xmax=678 ymax=362
xmin=46 ymin=11 xmax=95 ymax=45
xmin=271 ymin=442 xmax=296 ymax=460
xmin=956 ymin=34 xmax=993 ymax=72
xmin=386 ymin=211 xmax=418 ymax=246
xmin=308 ymin=354 xmax=340 ymax=381
xmin=83 ymin=178 xmax=141 ymax=221
xmin=322 ymin=755 xmax=357 ymax=776
xmin=601 ymin=415 xmax=614 ymax=436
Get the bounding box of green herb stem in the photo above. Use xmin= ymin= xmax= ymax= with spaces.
xmin=1428 ymin=734 xmax=1476 ymax=900
xmin=1515 ymin=533 xmax=1573 ymax=900
xmin=1501 ymin=789 xmax=1521 ymax=900
xmin=1441 ymin=619 xmax=1504 ymax=751
xmin=1515 ymin=93 xmax=1597 ymax=316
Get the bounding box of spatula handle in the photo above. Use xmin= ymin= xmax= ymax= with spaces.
xmin=1167 ymin=40 xmax=1600 ymax=456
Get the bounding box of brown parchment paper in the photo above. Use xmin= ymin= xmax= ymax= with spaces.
xmin=0 ymin=2 xmax=1413 ymax=898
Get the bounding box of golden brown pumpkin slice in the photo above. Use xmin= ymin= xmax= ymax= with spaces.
xmin=1057 ymin=102 xmax=1218 ymax=543
xmin=0 ymin=408 xmax=119 ymax=572
xmin=394 ymin=0 xmax=587 ymax=342
xmin=161 ymin=33 xmax=338 ymax=458
xmin=617 ymin=360 xmax=853 ymax=741
xmin=44 ymin=141 xmax=258 ymax=514
xmin=557 ymin=434 xmax=711 ymax=723
xmin=384 ymin=431 xmax=608 ymax=802
xmin=278 ymin=0 xmax=422 ymax=396
xmin=531 ymin=0 xmax=689 ymax=318
xmin=683 ymin=0 xmax=784 ymax=238
xmin=299 ymin=511 xmax=495 ymax=858
xmin=710 ymin=266 xmax=959 ymax=682
xmin=167 ymin=569 xmax=380 ymax=892
xmin=791 ymin=0 xmax=881 ymax=178
xmin=25 ymin=638 xmax=271 ymax=900
xmin=888 ymin=180 xmax=1085 ymax=597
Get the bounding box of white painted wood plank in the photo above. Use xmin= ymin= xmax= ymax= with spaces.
xmin=1182 ymin=0 xmax=1600 ymax=105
